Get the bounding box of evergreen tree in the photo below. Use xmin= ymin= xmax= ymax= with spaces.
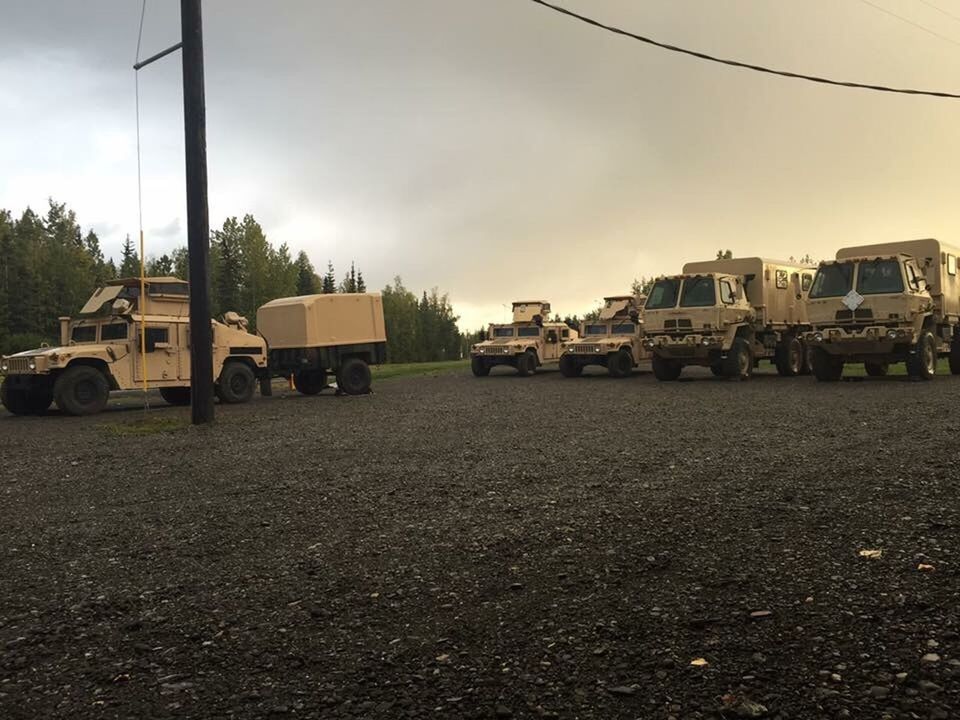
xmin=295 ymin=250 xmax=318 ymax=295
xmin=212 ymin=217 xmax=244 ymax=315
xmin=148 ymin=254 xmax=174 ymax=276
xmin=356 ymin=269 xmax=366 ymax=293
xmin=339 ymin=262 xmax=359 ymax=293
xmin=120 ymin=234 xmax=140 ymax=277
xmin=322 ymin=261 xmax=336 ymax=294
xmin=716 ymin=249 xmax=733 ymax=260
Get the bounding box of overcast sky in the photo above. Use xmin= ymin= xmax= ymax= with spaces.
xmin=2 ymin=1 xmax=959 ymax=329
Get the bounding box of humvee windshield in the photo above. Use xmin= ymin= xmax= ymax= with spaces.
xmin=680 ymin=276 xmax=716 ymax=307
xmin=646 ymin=279 xmax=680 ymax=309
xmin=71 ymin=325 xmax=96 ymax=343
xmin=517 ymin=327 xmax=540 ymax=338
xmin=857 ymin=259 xmax=904 ymax=295
xmin=611 ymin=323 xmax=635 ymax=334
xmin=809 ymin=263 xmax=853 ymax=298
xmin=101 ymin=322 xmax=128 ymax=341
xmin=584 ymin=324 xmax=607 ymax=335
xmin=492 ymin=327 xmax=514 ymax=338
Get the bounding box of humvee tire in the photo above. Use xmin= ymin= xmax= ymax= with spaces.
xmin=709 ymin=364 xmax=724 ymax=377
xmin=906 ymin=331 xmax=936 ymax=380
xmin=294 ymin=369 xmax=327 ymax=395
xmin=775 ymin=335 xmax=803 ymax=377
xmin=516 ymin=351 xmax=536 ymax=377
xmin=811 ymin=347 xmax=843 ymax=381
xmin=559 ymin=355 xmax=582 ymax=378
xmin=216 ymin=362 xmax=256 ymax=404
xmin=471 ymin=357 xmax=490 ymax=377
xmin=54 ymin=365 xmax=110 ymax=416
xmin=864 ymin=361 xmax=888 ymax=377
xmin=159 ymin=387 xmax=191 ymax=405
xmin=607 ymin=349 xmax=633 ymax=378
xmin=652 ymin=354 xmax=682 ymax=381
xmin=723 ymin=338 xmax=753 ymax=380
xmin=2 ymin=378 xmax=31 ymax=416
xmin=951 ymin=340 xmax=960 ymax=375
xmin=337 ymin=357 xmax=372 ymax=395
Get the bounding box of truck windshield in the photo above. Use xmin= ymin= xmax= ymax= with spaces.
xmin=71 ymin=325 xmax=96 ymax=343
xmin=680 ymin=277 xmax=716 ymax=307
xmin=856 ymin=259 xmax=904 ymax=295
xmin=809 ymin=263 xmax=853 ymax=298
xmin=492 ymin=327 xmax=514 ymax=337
xmin=517 ymin=327 xmax=540 ymax=337
xmin=584 ymin=324 xmax=607 ymax=335
xmin=100 ymin=322 xmax=128 ymax=341
xmin=646 ymin=279 xmax=680 ymax=309
xmin=611 ymin=323 xmax=635 ymax=334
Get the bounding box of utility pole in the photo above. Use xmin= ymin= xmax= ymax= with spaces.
xmin=180 ymin=0 xmax=214 ymax=424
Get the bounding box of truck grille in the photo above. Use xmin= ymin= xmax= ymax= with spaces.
xmin=482 ymin=346 xmax=511 ymax=355
xmin=835 ymin=309 xmax=874 ymax=321
xmin=568 ymin=344 xmax=601 ymax=354
xmin=664 ymin=319 xmax=693 ymax=330
xmin=6 ymin=358 xmax=35 ymax=374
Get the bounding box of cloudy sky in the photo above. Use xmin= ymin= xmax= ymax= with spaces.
xmin=2 ymin=1 xmax=959 ymax=329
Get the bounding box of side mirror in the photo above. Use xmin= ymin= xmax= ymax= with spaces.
xmin=796 ymin=293 xmax=802 ymax=300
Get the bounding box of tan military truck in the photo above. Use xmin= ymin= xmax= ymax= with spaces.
xmin=470 ymin=301 xmax=577 ymax=376
xmin=559 ymin=295 xmax=650 ymax=377
xmin=804 ymin=238 xmax=960 ymax=381
xmin=643 ymin=257 xmax=815 ymax=381
xmin=256 ymin=292 xmax=387 ymax=396
xmin=0 ymin=277 xmax=267 ymax=416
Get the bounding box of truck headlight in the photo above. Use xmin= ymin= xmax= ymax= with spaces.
xmin=701 ymin=337 xmax=711 ymax=346
xmin=0 ymin=360 xmax=7 ymax=372
xmin=886 ymin=329 xmax=897 ymax=340
xmin=813 ymin=332 xmax=823 ymax=342
xmin=643 ymin=339 xmax=654 ymax=349
xmin=28 ymin=360 xmax=36 ymax=371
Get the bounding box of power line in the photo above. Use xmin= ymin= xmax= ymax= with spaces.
xmin=525 ymin=0 xmax=960 ymax=99
xmin=858 ymin=0 xmax=960 ymax=47
xmin=914 ymin=0 xmax=960 ymax=24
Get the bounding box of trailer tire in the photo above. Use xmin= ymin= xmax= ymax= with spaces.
xmin=216 ymin=362 xmax=256 ymax=404
xmin=608 ymin=349 xmax=633 ymax=378
xmin=159 ymin=387 xmax=191 ymax=405
xmin=652 ymin=354 xmax=682 ymax=381
xmin=516 ymin=351 xmax=536 ymax=377
xmin=906 ymin=331 xmax=936 ymax=380
xmin=337 ymin=357 xmax=372 ymax=395
xmin=775 ymin=335 xmax=803 ymax=377
xmin=811 ymin=348 xmax=843 ymax=382
xmin=294 ymin=369 xmax=327 ymax=395
xmin=559 ymin=355 xmax=582 ymax=378
xmin=864 ymin=361 xmax=889 ymax=377
xmin=471 ymin=357 xmax=490 ymax=377
xmin=723 ymin=338 xmax=753 ymax=380
xmin=54 ymin=365 xmax=110 ymax=416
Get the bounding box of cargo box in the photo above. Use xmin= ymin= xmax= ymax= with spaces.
xmin=257 ymin=293 xmax=387 ymax=350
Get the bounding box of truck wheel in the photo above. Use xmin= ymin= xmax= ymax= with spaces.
xmin=471 ymin=357 xmax=490 ymax=377
xmin=1 ymin=378 xmax=31 ymax=416
xmin=864 ymin=361 xmax=889 ymax=377
xmin=159 ymin=387 xmax=191 ymax=405
xmin=709 ymin=364 xmax=724 ymax=377
xmin=810 ymin=347 xmax=843 ymax=381
xmin=337 ymin=357 xmax=372 ymax=395
xmin=53 ymin=365 xmax=110 ymax=416
xmin=775 ymin=335 xmax=803 ymax=377
xmin=950 ymin=340 xmax=960 ymax=375
xmin=651 ymin=354 xmax=682 ymax=381
xmin=216 ymin=362 xmax=256 ymax=404
xmin=294 ymin=369 xmax=327 ymax=395
xmin=559 ymin=355 xmax=582 ymax=378
xmin=516 ymin=351 xmax=536 ymax=377
xmin=723 ymin=338 xmax=753 ymax=380
xmin=798 ymin=339 xmax=813 ymax=375
xmin=608 ymin=349 xmax=633 ymax=378
xmin=906 ymin=331 xmax=937 ymax=380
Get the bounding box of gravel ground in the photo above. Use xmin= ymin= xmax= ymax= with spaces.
xmin=1 ymin=366 xmax=959 ymax=719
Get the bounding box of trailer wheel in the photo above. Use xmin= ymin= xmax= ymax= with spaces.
xmin=159 ymin=387 xmax=191 ymax=405
xmin=54 ymin=365 xmax=110 ymax=416
xmin=294 ymin=369 xmax=327 ymax=395
xmin=863 ymin=361 xmax=888 ymax=377
xmin=471 ymin=357 xmax=490 ymax=377
xmin=216 ymin=362 xmax=256 ymax=404
xmin=949 ymin=340 xmax=960 ymax=375
xmin=607 ymin=349 xmax=633 ymax=378
xmin=337 ymin=357 xmax=372 ymax=395
xmin=651 ymin=354 xmax=682 ymax=381
xmin=723 ymin=338 xmax=753 ymax=380
xmin=811 ymin=348 xmax=843 ymax=382
xmin=559 ymin=355 xmax=582 ymax=378
xmin=775 ymin=335 xmax=803 ymax=377
xmin=906 ymin=331 xmax=936 ymax=380
xmin=516 ymin=351 xmax=536 ymax=377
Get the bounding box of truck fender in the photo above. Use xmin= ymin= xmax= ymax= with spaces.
xmin=64 ymin=358 xmax=118 ymax=390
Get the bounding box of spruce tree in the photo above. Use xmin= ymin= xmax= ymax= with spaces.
xmin=119 ymin=234 xmax=140 ymax=277
xmin=322 ymin=262 xmax=336 ymax=294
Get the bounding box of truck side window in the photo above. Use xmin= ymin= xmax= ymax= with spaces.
xmin=905 ymin=263 xmax=921 ymax=291
xmin=719 ymin=279 xmax=736 ymax=304
xmin=801 ymin=274 xmax=812 ymax=292
xmin=561 ymin=328 xmax=570 ymax=339
xmin=144 ymin=327 xmax=169 ymax=352
xmin=949 ymin=255 xmax=957 ymax=276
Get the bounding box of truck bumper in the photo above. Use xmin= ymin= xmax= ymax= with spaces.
xmin=645 ymin=335 xmax=725 ymax=366
xmin=471 ymin=352 xmax=517 ymax=367
xmin=805 ymin=327 xmax=915 ymax=359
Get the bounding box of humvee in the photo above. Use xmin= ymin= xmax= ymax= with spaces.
xmin=804 ymin=239 xmax=960 ymax=381
xmin=256 ymin=292 xmax=387 ymax=395
xmin=0 ymin=277 xmax=267 ymax=416
xmin=470 ymin=301 xmax=577 ymax=376
xmin=643 ymin=257 xmax=815 ymax=381
xmin=559 ymin=295 xmax=650 ymax=378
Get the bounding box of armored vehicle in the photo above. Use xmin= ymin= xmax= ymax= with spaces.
xmin=0 ymin=277 xmax=267 ymax=416
xmin=804 ymin=239 xmax=960 ymax=381
xmin=559 ymin=295 xmax=650 ymax=377
xmin=256 ymin=292 xmax=387 ymax=396
xmin=643 ymin=257 xmax=815 ymax=381
xmin=470 ymin=301 xmax=577 ymax=376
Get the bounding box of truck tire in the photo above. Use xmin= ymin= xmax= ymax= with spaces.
xmin=951 ymin=340 xmax=960 ymax=375
xmin=1 ymin=378 xmax=32 ymax=416
xmin=906 ymin=331 xmax=937 ymax=380
xmin=559 ymin=355 xmax=582 ymax=378
xmin=651 ymin=354 xmax=682 ymax=381
xmin=864 ymin=361 xmax=888 ymax=377
xmin=53 ymin=365 xmax=110 ymax=416
xmin=811 ymin=347 xmax=843 ymax=382
xmin=159 ymin=386 xmax=191 ymax=405
xmin=516 ymin=351 xmax=536 ymax=377
xmin=798 ymin=339 xmax=813 ymax=375
xmin=723 ymin=338 xmax=753 ymax=380
xmin=775 ymin=335 xmax=803 ymax=377
xmin=471 ymin=357 xmax=490 ymax=377
xmin=294 ymin=369 xmax=327 ymax=395
xmin=337 ymin=357 xmax=372 ymax=395
xmin=709 ymin=364 xmax=724 ymax=377
xmin=216 ymin=362 xmax=256 ymax=404
xmin=607 ymin=349 xmax=633 ymax=378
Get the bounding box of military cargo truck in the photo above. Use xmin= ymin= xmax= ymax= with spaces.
xmin=0 ymin=277 xmax=267 ymax=416
xmin=470 ymin=301 xmax=577 ymax=376
xmin=804 ymin=238 xmax=960 ymax=381
xmin=559 ymin=295 xmax=650 ymax=377
xmin=643 ymin=257 xmax=815 ymax=381
xmin=256 ymin=293 xmax=387 ymax=396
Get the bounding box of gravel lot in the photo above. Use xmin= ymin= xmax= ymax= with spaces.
xmin=2 ymin=366 xmax=959 ymax=719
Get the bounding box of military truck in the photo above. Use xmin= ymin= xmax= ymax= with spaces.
xmin=0 ymin=277 xmax=267 ymax=416
xmin=804 ymin=238 xmax=960 ymax=381
xmin=470 ymin=301 xmax=577 ymax=376
xmin=559 ymin=295 xmax=650 ymax=377
xmin=256 ymin=292 xmax=387 ymax=396
xmin=643 ymin=257 xmax=815 ymax=381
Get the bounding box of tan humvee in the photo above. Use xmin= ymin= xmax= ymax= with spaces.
xmin=256 ymin=293 xmax=387 ymax=395
xmin=804 ymin=238 xmax=960 ymax=381
xmin=643 ymin=257 xmax=815 ymax=380
xmin=470 ymin=301 xmax=578 ymax=376
xmin=0 ymin=277 xmax=267 ymax=416
xmin=559 ymin=295 xmax=651 ymax=378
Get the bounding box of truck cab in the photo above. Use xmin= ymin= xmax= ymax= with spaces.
xmin=470 ymin=301 xmax=576 ymax=376
xmin=559 ymin=295 xmax=649 ymax=378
